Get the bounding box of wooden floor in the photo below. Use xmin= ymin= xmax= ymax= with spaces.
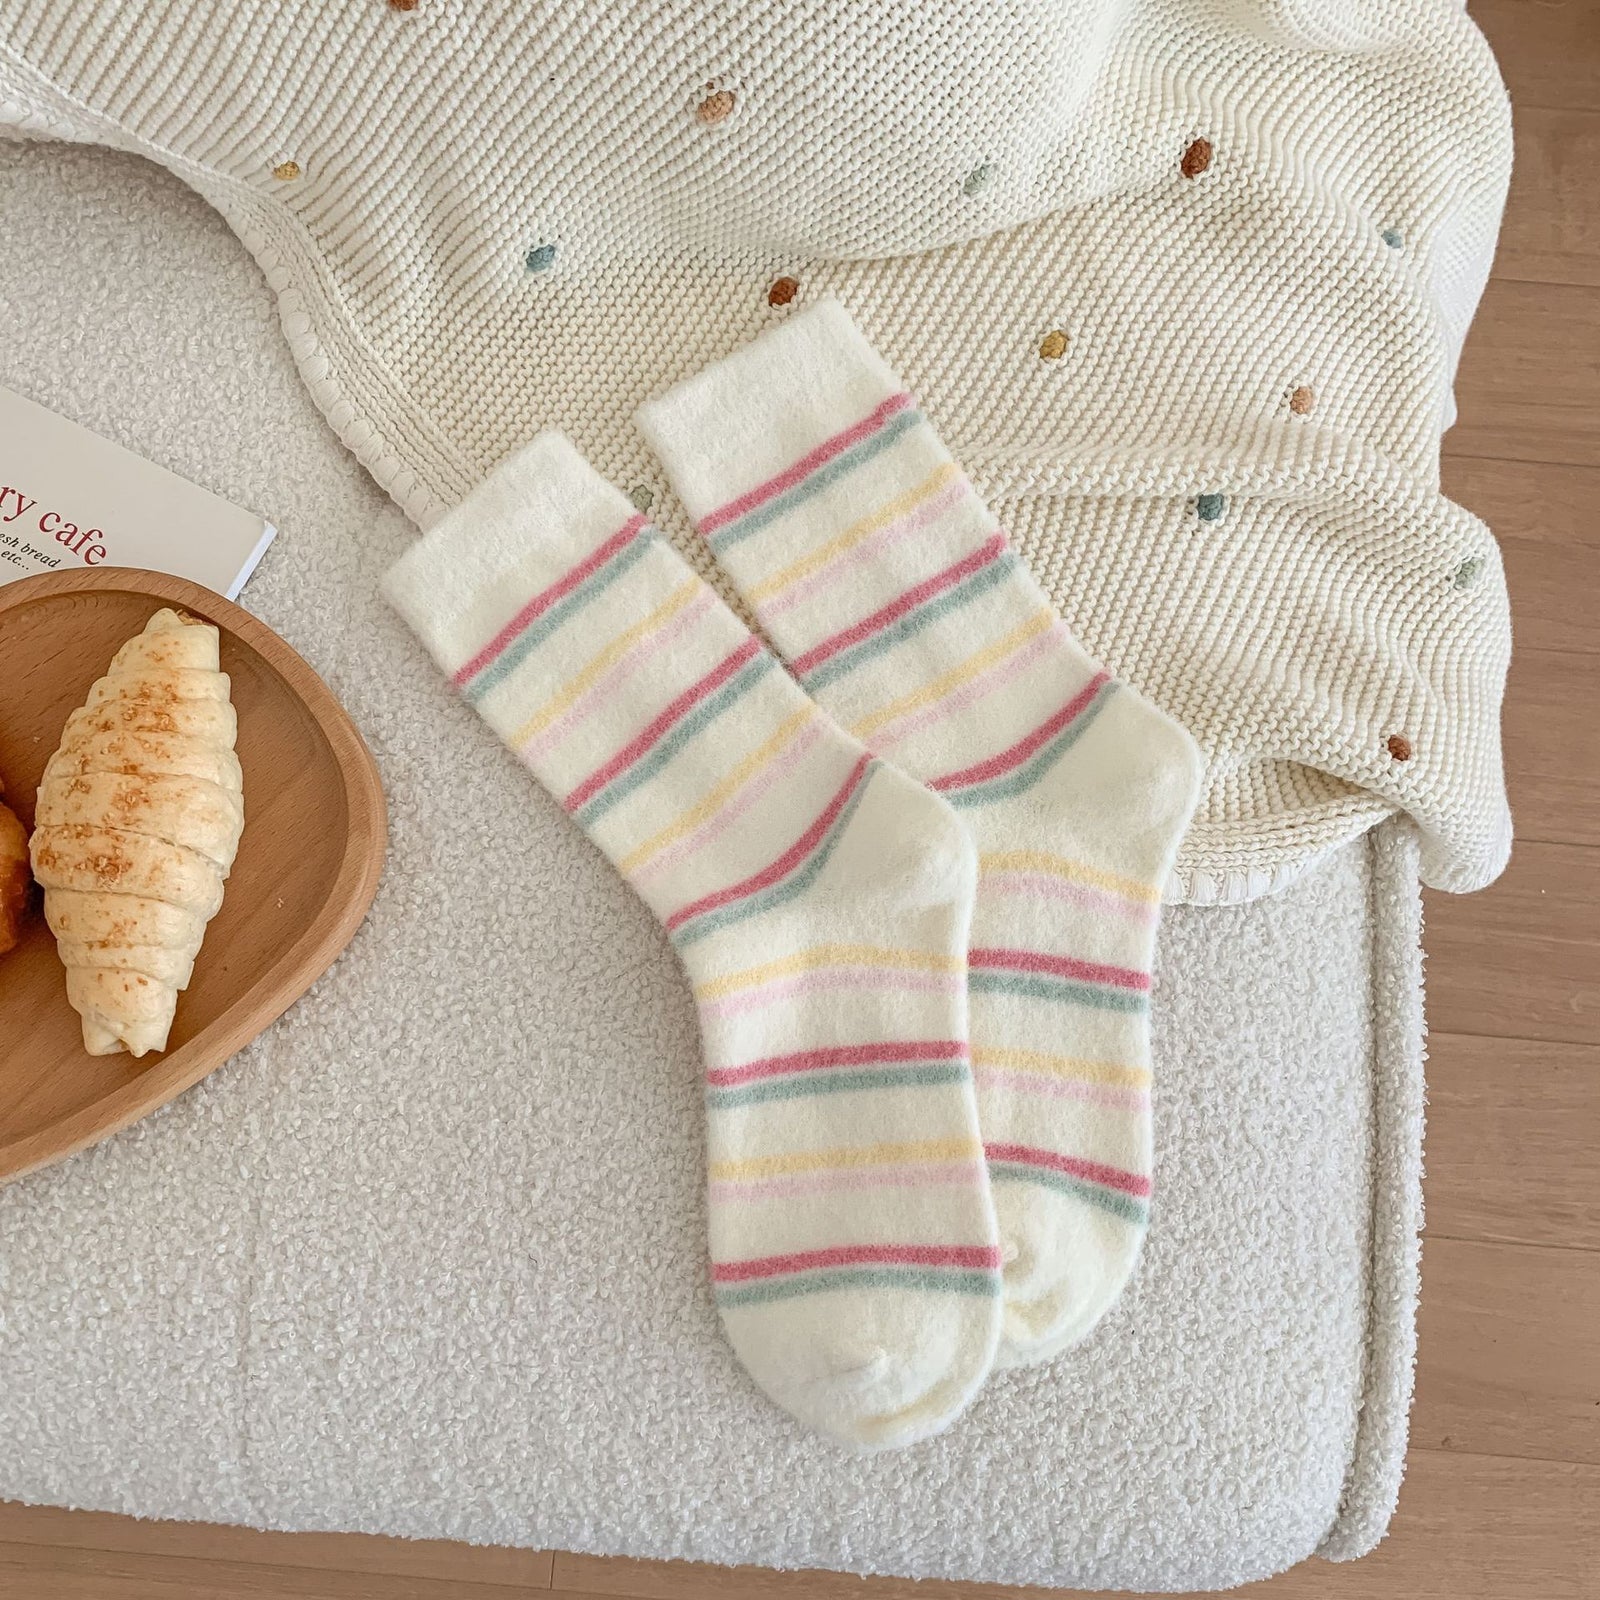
xmin=4 ymin=2 xmax=1597 ymax=1595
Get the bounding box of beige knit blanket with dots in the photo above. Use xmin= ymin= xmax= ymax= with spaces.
xmin=0 ymin=0 xmax=1514 ymax=903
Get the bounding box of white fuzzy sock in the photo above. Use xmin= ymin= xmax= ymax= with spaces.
xmin=384 ymin=432 xmax=1000 ymax=1444
xmin=640 ymin=303 xmax=1202 ymax=1365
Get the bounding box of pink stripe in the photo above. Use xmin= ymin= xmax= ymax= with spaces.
xmin=985 ymin=1141 xmax=1151 ymax=1198
xmin=871 ymin=622 xmax=1066 ymax=754
xmin=698 ymin=392 xmax=913 ymax=536
xmin=709 ymin=1161 xmax=984 ymax=1203
xmin=635 ymin=720 xmax=826 ymax=887
xmin=665 ymin=753 xmax=872 ymax=932
xmin=707 ymin=1038 xmax=966 ymax=1089
xmin=974 ymin=1067 xmax=1150 ymax=1113
xmin=979 ymin=871 xmax=1159 ymax=927
xmin=712 ymin=1241 xmax=1001 ymax=1284
xmin=452 ymin=514 xmax=645 ymax=687
xmin=930 ymin=671 xmax=1110 ymax=792
xmin=563 ymin=636 xmax=761 ymax=813
xmin=790 ymin=533 xmax=1007 ymax=678
xmin=970 ymin=947 xmax=1151 ymax=993
xmin=521 ymin=589 xmax=717 ymax=762
xmin=763 ymin=477 xmax=971 ymax=619
xmin=700 ymin=966 xmax=961 ymax=1020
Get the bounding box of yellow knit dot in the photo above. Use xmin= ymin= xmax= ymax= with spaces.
xmin=271 ymin=160 xmax=302 ymax=182
xmin=1039 ymin=330 xmax=1069 ymax=361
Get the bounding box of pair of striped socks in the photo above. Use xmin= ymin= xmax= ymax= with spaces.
xmin=385 ymin=301 xmax=1201 ymax=1449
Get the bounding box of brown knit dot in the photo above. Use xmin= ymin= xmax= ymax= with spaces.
xmin=271 ymin=160 xmax=302 ymax=182
xmin=1289 ymin=385 xmax=1316 ymax=415
xmin=1038 ymin=329 xmax=1069 ymax=361
xmin=768 ymin=276 xmax=800 ymax=307
xmin=696 ymin=89 xmax=737 ymax=124
xmin=1386 ymin=734 xmax=1413 ymax=762
xmin=387 ymin=0 xmax=418 ymax=10
xmin=1180 ymin=138 xmax=1213 ymax=179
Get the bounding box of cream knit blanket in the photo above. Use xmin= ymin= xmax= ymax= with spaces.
xmin=0 ymin=0 xmax=1513 ymax=902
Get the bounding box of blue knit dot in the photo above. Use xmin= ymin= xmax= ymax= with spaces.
xmin=1381 ymin=227 xmax=1404 ymax=249
xmin=1196 ymin=493 xmax=1227 ymax=522
xmin=962 ymin=162 xmax=993 ymax=196
xmin=525 ymin=243 xmax=557 ymax=274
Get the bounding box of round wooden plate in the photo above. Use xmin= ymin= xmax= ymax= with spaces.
xmin=0 ymin=568 xmax=387 ymax=1181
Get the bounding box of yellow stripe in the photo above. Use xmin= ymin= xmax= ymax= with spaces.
xmin=695 ymin=943 xmax=962 ymax=1000
xmin=710 ymin=1138 xmax=981 ymax=1182
xmin=978 ymin=850 xmax=1161 ymax=906
xmin=971 ymin=1045 xmax=1151 ymax=1090
xmin=510 ymin=579 xmax=700 ymax=746
xmin=617 ymin=704 xmax=815 ymax=874
xmin=745 ymin=463 xmax=962 ymax=605
xmin=849 ymin=611 xmax=1056 ymax=741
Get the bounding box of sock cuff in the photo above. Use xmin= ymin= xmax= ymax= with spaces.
xmin=636 ymin=299 xmax=906 ymax=540
xmin=383 ymin=431 xmax=645 ymax=682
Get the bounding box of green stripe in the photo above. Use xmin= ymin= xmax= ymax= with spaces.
xmin=989 ymin=1162 xmax=1150 ymax=1223
xmin=709 ymin=408 xmax=924 ymax=553
xmin=970 ymin=970 xmax=1148 ymax=1012
xmin=801 ymin=550 xmax=1018 ymax=694
xmin=673 ymin=761 xmax=878 ymax=949
xmin=466 ymin=531 xmax=653 ymax=702
xmin=576 ymin=654 xmax=775 ymax=826
xmin=706 ymin=1061 xmax=967 ymax=1111
xmin=715 ymin=1264 xmax=1000 ymax=1309
xmin=945 ymin=681 xmax=1117 ymax=808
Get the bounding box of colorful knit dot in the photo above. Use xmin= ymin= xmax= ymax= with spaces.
xmin=628 ymin=484 xmax=655 ymax=512
xmin=271 ymin=160 xmax=301 ymax=182
xmin=1381 ymin=227 xmax=1404 ymax=249
xmin=1196 ymin=493 xmax=1227 ymax=522
xmin=768 ymin=276 xmax=800 ymax=307
xmin=1038 ymin=330 xmax=1069 ymax=361
xmin=525 ymin=243 xmax=557 ymax=274
xmin=1289 ymin=385 xmax=1316 ymax=415
xmin=696 ymin=88 xmax=737 ymax=124
xmin=1452 ymin=555 xmax=1484 ymax=590
xmin=1180 ymin=139 xmax=1212 ymax=179
xmin=962 ymin=162 xmax=993 ymax=196
xmin=1386 ymin=734 xmax=1413 ymax=762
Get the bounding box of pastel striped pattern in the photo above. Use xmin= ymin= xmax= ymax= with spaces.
xmin=697 ymin=943 xmax=963 ymax=1020
xmin=984 ymin=1143 xmax=1152 ymax=1224
xmin=929 ymin=673 xmax=1116 ymax=806
xmin=455 ymin=513 xmax=649 ymax=701
xmin=712 ymin=1242 xmax=1002 ymax=1308
xmin=968 ymin=947 xmax=1150 ymax=1012
xmin=665 ymin=752 xmax=877 ymax=947
xmin=706 ymin=1039 xmax=969 ymax=1109
xmin=792 ymin=534 xmax=1016 ymax=693
xmin=701 ymin=392 xmax=921 ymax=553
xmin=647 ymin=311 xmax=1202 ymax=1364
xmin=564 ymin=639 xmax=773 ymax=825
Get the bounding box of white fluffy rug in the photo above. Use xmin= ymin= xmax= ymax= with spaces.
xmin=0 ymin=137 xmax=1423 ymax=1591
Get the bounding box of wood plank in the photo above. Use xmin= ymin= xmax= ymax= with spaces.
xmin=1439 ymin=458 xmax=1600 ymax=658
xmin=1425 ymin=841 xmax=1600 ymax=1045
xmin=1425 ymin=1033 xmax=1600 ymax=1248
xmin=1256 ymin=1451 xmax=1600 ymax=1600
xmin=1412 ymin=1239 xmax=1600 ymax=1462
xmin=0 ymin=1504 xmax=552 ymax=1589
xmin=1503 ymin=648 xmax=1600 ymax=846
xmin=1469 ymin=0 xmax=1600 ymax=112
xmin=1447 ymin=280 xmax=1600 ymax=467
xmin=551 ymin=1550 xmax=1055 ymax=1599
xmin=0 ymin=1540 xmax=549 ymax=1599
xmin=1495 ymin=107 xmax=1600 ymax=287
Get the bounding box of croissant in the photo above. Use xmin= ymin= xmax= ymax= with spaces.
xmin=0 ymin=779 xmax=29 ymax=957
xmin=30 ymin=609 xmax=243 ymax=1056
